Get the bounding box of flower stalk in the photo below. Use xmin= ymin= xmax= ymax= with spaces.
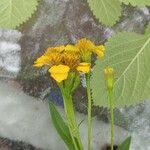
xmin=109 ymin=89 xmax=114 ymax=150
xmin=85 ymin=73 xmax=92 ymax=150
xmin=104 ymin=67 xmax=114 ymax=150
xmin=76 ymin=38 xmax=105 ymax=150
xmin=59 ymin=82 xmax=83 ymax=150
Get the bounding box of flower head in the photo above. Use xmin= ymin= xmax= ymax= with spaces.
xmin=63 ymin=44 xmax=81 ymax=69
xmin=76 ymin=38 xmax=95 ymax=53
xmin=76 ymin=38 xmax=94 ymax=62
xmin=33 ymin=44 xmax=90 ymax=83
xmin=76 ymin=38 xmax=105 ymax=62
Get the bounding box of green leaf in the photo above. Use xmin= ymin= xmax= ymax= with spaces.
xmin=48 ymin=102 xmax=75 ymax=150
xmin=0 ymin=0 xmax=38 ymax=28
xmin=91 ymin=23 xmax=150 ymax=108
xmin=117 ymin=136 xmax=131 ymax=150
xmin=119 ymin=0 xmax=150 ymax=6
xmin=145 ymin=23 xmax=150 ymax=35
xmin=87 ymin=0 xmax=122 ymax=27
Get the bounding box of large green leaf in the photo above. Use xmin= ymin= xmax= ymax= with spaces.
xmin=0 ymin=0 xmax=38 ymax=28
xmin=91 ymin=23 xmax=150 ymax=108
xmin=87 ymin=0 xmax=122 ymax=27
xmin=117 ymin=136 xmax=131 ymax=150
xmin=119 ymin=0 xmax=150 ymax=6
xmin=48 ymin=102 xmax=75 ymax=150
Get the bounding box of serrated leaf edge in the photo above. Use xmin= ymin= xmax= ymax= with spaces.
xmin=87 ymin=0 xmax=122 ymax=27
xmin=1 ymin=0 xmax=39 ymax=29
xmin=15 ymin=0 xmax=39 ymax=29
xmin=119 ymin=0 xmax=150 ymax=7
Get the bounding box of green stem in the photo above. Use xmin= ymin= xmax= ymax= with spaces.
xmin=109 ymin=90 xmax=114 ymax=150
xmin=86 ymin=73 xmax=92 ymax=150
xmin=60 ymin=85 xmax=83 ymax=150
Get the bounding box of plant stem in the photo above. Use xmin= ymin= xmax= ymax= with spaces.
xmin=60 ymin=86 xmax=83 ymax=150
xmin=86 ymin=73 xmax=92 ymax=150
xmin=64 ymin=94 xmax=79 ymax=150
xmin=109 ymin=90 xmax=114 ymax=150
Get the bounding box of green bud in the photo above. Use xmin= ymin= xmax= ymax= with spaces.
xmin=104 ymin=67 xmax=114 ymax=91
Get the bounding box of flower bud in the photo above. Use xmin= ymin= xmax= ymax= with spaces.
xmin=104 ymin=67 xmax=114 ymax=91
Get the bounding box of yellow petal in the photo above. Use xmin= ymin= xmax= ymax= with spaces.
xmin=95 ymin=50 xmax=104 ymax=58
xmin=65 ymin=44 xmax=80 ymax=53
xmin=46 ymin=45 xmax=65 ymax=54
xmin=97 ymin=45 xmax=105 ymax=52
xmin=49 ymin=65 xmax=70 ymax=82
xmin=76 ymin=63 xmax=91 ymax=73
xmin=55 ymin=45 xmax=65 ymax=52
xmin=33 ymin=55 xmax=51 ymax=67
xmin=92 ymin=45 xmax=105 ymax=58
xmin=76 ymin=38 xmax=95 ymax=50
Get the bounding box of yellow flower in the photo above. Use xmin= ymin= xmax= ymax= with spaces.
xmin=76 ymin=38 xmax=94 ymax=62
xmin=49 ymin=65 xmax=70 ymax=83
xmin=76 ymin=38 xmax=95 ymax=52
xmin=44 ymin=46 xmax=65 ymax=65
xmin=63 ymin=52 xmax=80 ymax=69
xmin=62 ymin=44 xmax=81 ymax=69
xmin=76 ymin=38 xmax=105 ymax=62
xmin=76 ymin=63 xmax=91 ymax=73
xmin=33 ymin=43 xmax=94 ymax=82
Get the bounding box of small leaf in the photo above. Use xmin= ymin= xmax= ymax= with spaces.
xmin=48 ymin=102 xmax=75 ymax=150
xmin=119 ymin=0 xmax=150 ymax=6
xmin=91 ymin=23 xmax=150 ymax=108
xmin=117 ymin=136 xmax=131 ymax=150
xmin=0 ymin=0 xmax=38 ymax=28
xmin=87 ymin=0 xmax=122 ymax=26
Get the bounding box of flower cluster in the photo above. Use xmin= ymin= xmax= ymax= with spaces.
xmin=33 ymin=38 xmax=105 ymax=83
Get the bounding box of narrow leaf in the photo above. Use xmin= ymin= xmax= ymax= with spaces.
xmin=48 ymin=102 xmax=75 ymax=150
xmin=117 ymin=136 xmax=132 ymax=150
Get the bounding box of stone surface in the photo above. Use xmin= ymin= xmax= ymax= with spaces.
xmin=0 ymin=80 xmax=129 ymax=150
xmin=0 ymin=137 xmax=42 ymax=150
xmin=121 ymin=100 xmax=150 ymax=150
xmin=114 ymin=6 xmax=150 ymax=33
xmin=0 ymin=29 xmax=22 ymax=78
